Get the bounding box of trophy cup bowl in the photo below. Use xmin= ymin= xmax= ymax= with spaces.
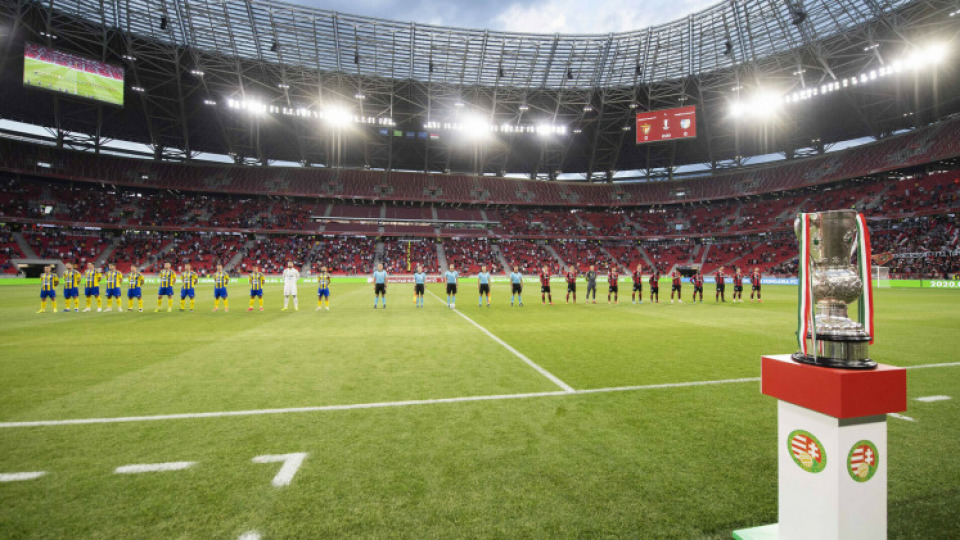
xmin=793 ymin=210 xmax=876 ymax=369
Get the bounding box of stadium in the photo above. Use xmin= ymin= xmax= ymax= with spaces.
xmin=0 ymin=0 xmax=958 ymax=537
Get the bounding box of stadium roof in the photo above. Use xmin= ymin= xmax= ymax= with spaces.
xmin=1 ymin=0 xmax=959 ymax=179
xmin=20 ymin=0 xmax=917 ymax=88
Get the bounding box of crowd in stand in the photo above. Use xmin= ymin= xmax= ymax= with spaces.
xmin=382 ymin=240 xmax=439 ymax=273
xmin=0 ymin=163 xmax=957 ymax=278
xmin=872 ymin=216 xmax=960 ymax=278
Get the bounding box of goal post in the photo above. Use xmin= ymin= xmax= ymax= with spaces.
xmin=873 ymin=266 xmax=890 ymax=288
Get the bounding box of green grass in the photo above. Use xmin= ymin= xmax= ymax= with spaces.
xmin=1 ymin=282 xmax=958 ymax=538
xmin=24 ymin=57 xmax=124 ymax=106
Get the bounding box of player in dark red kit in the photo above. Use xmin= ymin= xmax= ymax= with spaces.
xmin=649 ymin=268 xmax=660 ymax=303
xmin=714 ymin=266 xmax=726 ymax=303
xmin=691 ymin=270 xmax=704 ymax=303
xmin=565 ymin=265 xmax=578 ymax=304
xmin=751 ymin=267 xmax=762 ymax=303
xmin=539 ymin=265 xmax=553 ymax=305
xmin=631 ymin=263 xmax=643 ymax=304
xmin=733 ymin=267 xmax=744 ymax=303
xmin=670 ymin=270 xmax=683 ymax=304
xmin=607 ymin=265 xmax=619 ymax=304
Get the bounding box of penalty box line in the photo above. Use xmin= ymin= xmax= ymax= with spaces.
xmin=426 ymin=289 xmax=575 ymax=392
xmin=1 ymin=363 xmax=955 ymax=430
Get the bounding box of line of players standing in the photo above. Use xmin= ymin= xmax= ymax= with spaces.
xmin=36 ymin=258 xmax=765 ymax=314
xmin=534 ymin=264 xmax=764 ymax=305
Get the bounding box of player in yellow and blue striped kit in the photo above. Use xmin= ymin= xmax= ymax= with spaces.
xmin=179 ymin=263 xmax=199 ymax=312
xmin=212 ymin=264 xmax=230 ymax=312
xmin=155 ymin=262 xmax=177 ymax=312
xmin=316 ymin=266 xmax=332 ymax=310
xmin=248 ymin=265 xmax=265 ymax=311
xmin=82 ymin=262 xmax=102 ymax=312
xmin=127 ymin=265 xmax=145 ymax=312
xmin=103 ymin=263 xmax=123 ymax=312
xmin=37 ymin=265 xmax=59 ymax=313
xmin=62 ymin=262 xmax=82 ymax=312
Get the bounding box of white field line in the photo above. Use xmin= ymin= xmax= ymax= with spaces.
xmin=0 ymin=361 xmax=955 ymax=430
xmin=426 ymin=289 xmax=574 ymax=392
xmin=0 ymin=379 xmax=753 ymax=429
xmin=238 ymin=532 xmax=261 ymax=540
xmin=904 ymin=362 xmax=960 ymax=370
xmin=251 ymin=453 xmax=307 ymax=487
xmin=0 ymin=471 xmax=47 ymax=482
xmin=915 ymin=395 xmax=951 ymax=402
xmin=114 ymin=461 xmax=195 ymax=474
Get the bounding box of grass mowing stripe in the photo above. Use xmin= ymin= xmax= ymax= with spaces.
xmin=0 ymin=377 xmax=785 ymax=428
xmin=426 ymin=289 xmax=575 ymax=392
xmin=2 ymin=359 xmax=954 ymax=429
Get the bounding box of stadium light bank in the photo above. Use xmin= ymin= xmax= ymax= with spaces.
xmin=729 ymin=43 xmax=949 ymax=120
xmin=423 ymin=120 xmax=568 ymax=136
xmin=225 ymin=99 xmax=395 ymax=127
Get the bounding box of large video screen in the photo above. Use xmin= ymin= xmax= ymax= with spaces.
xmin=23 ymin=43 xmax=124 ymax=106
xmin=635 ymin=106 xmax=697 ymax=144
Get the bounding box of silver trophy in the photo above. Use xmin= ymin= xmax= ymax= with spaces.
xmin=793 ymin=210 xmax=876 ymax=369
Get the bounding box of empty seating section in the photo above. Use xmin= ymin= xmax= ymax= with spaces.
xmin=328 ymin=204 xmax=382 ymax=219
xmin=645 ymin=243 xmax=696 ymax=272
xmin=442 ymin=239 xmax=495 ymax=274
xmin=553 ymin=241 xmax=609 ymax=272
xmin=498 ymin=239 xmax=555 ymax=273
xmin=309 ymin=237 xmax=377 ymax=274
xmin=605 ymin=245 xmax=642 ymax=271
xmin=382 ymin=240 xmax=439 ymax=273
xmin=384 ymin=206 xmax=433 ymax=220
xmin=23 ymin=230 xmax=110 ymax=265
xmin=112 ymin=233 xmax=169 ymax=273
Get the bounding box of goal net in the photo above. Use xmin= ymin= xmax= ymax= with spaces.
xmin=873 ymin=266 xmax=890 ymax=288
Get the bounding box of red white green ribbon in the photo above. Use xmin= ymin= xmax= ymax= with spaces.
xmin=856 ymin=213 xmax=875 ymax=344
xmin=797 ymin=213 xmax=815 ymax=357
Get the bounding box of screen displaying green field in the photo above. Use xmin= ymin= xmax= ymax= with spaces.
xmin=23 ymin=43 xmax=124 ymax=106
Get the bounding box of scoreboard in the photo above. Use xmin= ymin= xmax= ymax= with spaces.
xmin=635 ymin=106 xmax=697 ymax=144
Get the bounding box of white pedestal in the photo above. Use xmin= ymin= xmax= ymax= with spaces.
xmin=735 ymin=355 xmax=904 ymax=540
xmin=776 ymin=401 xmax=887 ymax=540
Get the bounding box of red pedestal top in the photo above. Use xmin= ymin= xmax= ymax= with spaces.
xmin=761 ymin=354 xmax=907 ymax=418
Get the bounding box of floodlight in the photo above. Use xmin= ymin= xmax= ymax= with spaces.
xmin=926 ymin=43 xmax=948 ymax=64
xmin=324 ymin=107 xmax=353 ymax=126
xmin=462 ymin=115 xmax=492 ymax=138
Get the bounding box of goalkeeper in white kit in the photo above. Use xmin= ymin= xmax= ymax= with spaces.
xmin=282 ymin=261 xmax=300 ymax=311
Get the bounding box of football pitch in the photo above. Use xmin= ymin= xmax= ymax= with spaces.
xmin=1 ymin=282 xmax=958 ymax=538
xmin=23 ymin=57 xmax=124 ymax=106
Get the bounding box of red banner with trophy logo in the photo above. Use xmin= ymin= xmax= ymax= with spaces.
xmin=635 ymin=106 xmax=697 ymax=144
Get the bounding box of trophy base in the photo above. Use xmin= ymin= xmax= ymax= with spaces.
xmin=791 ymin=352 xmax=877 ymax=370
xmin=793 ymin=333 xmax=875 ymax=369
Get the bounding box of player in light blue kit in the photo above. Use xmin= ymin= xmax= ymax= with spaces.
xmin=477 ymin=265 xmax=491 ymax=307
xmin=509 ymin=265 xmax=524 ymax=307
xmin=444 ymin=263 xmax=459 ymax=308
xmin=373 ymin=263 xmax=388 ymax=309
xmin=413 ymin=264 xmax=427 ymax=308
